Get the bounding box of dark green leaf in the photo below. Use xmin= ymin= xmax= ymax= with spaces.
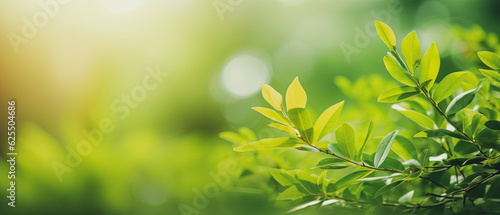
xmin=328 ymin=170 xmax=373 ymax=192
xmin=375 ymin=180 xmax=405 ymax=197
xmin=485 ymin=120 xmax=500 ymax=130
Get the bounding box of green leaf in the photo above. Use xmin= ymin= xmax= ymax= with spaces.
xmin=219 ymin=131 xmax=246 ymax=145
xmin=478 ymin=51 xmax=500 ymax=70
xmin=295 ymin=171 xmax=320 ymax=194
xmin=398 ymin=190 xmax=414 ymax=203
xmin=432 ymin=71 xmax=468 ymax=103
xmin=485 ymin=120 xmax=500 ymax=130
xmin=445 ymin=83 xmax=483 ymax=115
xmin=335 ymin=123 xmax=356 ymax=159
xmin=374 ymin=20 xmax=396 ymax=50
xmin=328 ymin=143 xmax=349 ymax=159
xmin=375 ymin=180 xmax=405 ymax=197
xmin=479 ymin=69 xmax=500 ymax=83
xmin=402 ymin=31 xmax=421 ymax=74
xmin=288 ymin=108 xmax=314 ymax=143
xmin=252 ymin=107 xmax=291 ymax=126
xmin=392 ymin=135 xmax=418 ymax=161
xmin=318 ymin=171 xmax=329 ymax=193
xmin=394 ymin=106 xmax=435 ymax=129
xmin=358 ymin=122 xmax=373 ymax=161
xmin=286 ymin=77 xmax=307 ymax=111
xmin=276 ymin=185 xmax=306 ymax=200
xmin=314 ymin=158 xmax=351 ymax=169
xmin=268 ymin=123 xmax=296 ymax=136
xmin=418 ymin=42 xmax=440 ymax=90
xmin=414 ymin=129 xmax=467 ymax=140
xmin=269 ymin=169 xmax=297 ymax=187
xmin=259 ymin=83 xmax=283 ymax=110
xmin=378 ymin=86 xmax=420 ymax=103
xmin=233 ymin=137 xmax=305 ymax=152
xmin=328 ymin=170 xmax=373 ymax=192
xmin=454 ymin=140 xmax=477 ymax=155
xmin=313 ymin=101 xmax=344 ymax=143
xmin=383 ymin=55 xmax=416 ymax=86
xmin=374 ymin=130 xmax=399 ymax=168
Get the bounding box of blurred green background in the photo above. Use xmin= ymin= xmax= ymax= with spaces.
xmin=0 ymin=0 xmax=499 ymax=214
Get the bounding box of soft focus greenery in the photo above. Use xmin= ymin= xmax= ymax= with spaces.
xmin=1 ymin=1 xmax=500 ymax=214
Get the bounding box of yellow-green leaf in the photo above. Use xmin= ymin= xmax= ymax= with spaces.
xmin=478 ymin=51 xmax=500 ymax=70
xmin=480 ymin=69 xmax=500 ymax=83
xmin=286 ymin=77 xmax=307 ymax=111
xmin=260 ymin=83 xmax=283 ymax=110
xmin=252 ymin=107 xmax=292 ymax=126
xmin=432 ymin=71 xmax=468 ymax=103
xmin=276 ymin=185 xmax=306 ymax=200
xmin=268 ymin=123 xmax=296 ymax=136
xmin=378 ymin=86 xmax=420 ymax=103
xmin=375 ymin=20 xmax=396 ymax=50
xmin=383 ymin=55 xmax=416 ymax=86
xmin=313 ymin=101 xmax=344 ymax=143
xmin=233 ymin=137 xmax=305 ymax=152
xmin=288 ymin=108 xmax=314 ymax=144
xmin=402 ymin=31 xmax=421 ymax=74
xmin=335 ymin=123 xmax=356 ymax=159
xmin=418 ymin=42 xmax=440 ymax=90
xmin=395 ymin=108 xmax=435 ymax=129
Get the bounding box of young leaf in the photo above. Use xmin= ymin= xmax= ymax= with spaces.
xmin=358 ymin=122 xmax=374 ymax=161
xmin=259 ymin=83 xmax=283 ymax=110
xmin=269 ymin=169 xmax=297 ymax=187
xmin=268 ymin=123 xmax=296 ymax=136
xmin=335 ymin=123 xmax=356 ymax=159
xmin=374 ymin=20 xmax=396 ymax=50
xmin=478 ymin=51 xmax=500 ymax=70
xmin=317 ymin=171 xmax=328 ymax=193
xmin=374 ymin=130 xmax=399 ymax=168
xmin=378 ymin=86 xmax=420 ymax=103
xmin=392 ymin=135 xmax=418 ymax=161
xmin=375 ymin=180 xmax=405 ymax=197
xmin=286 ymin=77 xmax=307 ymax=111
xmin=395 ymin=108 xmax=435 ymax=129
xmin=402 ymin=31 xmax=421 ymax=74
xmin=445 ymin=83 xmax=483 ymax=115
xmin=233 ymin=137 xmax=305 ymax=152
xmin=276 ymin=185 xmax=306 ymax=200
xmin=328 ymin=170 xmax=373 ymax=192
xmin=328 ymin=143 xmax=349 ymax=159
xmin=313 ymin=101 xmax=344 ymax=143
xmin=479 ymin=69 xmax=500 ymax=83
xmin=314 ymin=158 xmax=351 ymax=169
xmin=432 ymin=71 xmax=468 ymax=103
xmin=219 ymin=131 xmax=247 ymax=145
xmin=288 ymin=108 xmax=314 ymax=143
xmin=383 ymin=55 xmax=416 ymax=86
xmin=418 ymin=42 xmax=440 ymax=90
xmin=252 ymin=107 xmax=292 ymax=126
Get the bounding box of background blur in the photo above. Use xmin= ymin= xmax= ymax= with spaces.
xmin=0 ymin=0 xmax=499 ymax=214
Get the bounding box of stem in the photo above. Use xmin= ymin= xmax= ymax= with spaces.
xmin=462 ymin=170 xmax=500 ymax=193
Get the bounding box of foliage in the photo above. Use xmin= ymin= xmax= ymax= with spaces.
xmin=222 ymin=20 xmax=500 ymax=214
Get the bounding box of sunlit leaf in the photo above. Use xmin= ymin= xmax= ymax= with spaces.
xmin=286 ymin=77 xmax=307 ymax=111
xmin=445 ymin=83 xmax=483 ymax=115
xmin=394 ymin=106 xmax=435 ymax=129
xmin=328 ymin=170 xmax=373 ymax=192
xmin=432 ymin=71 xmax=468 ymax=103
xmin=402 ymin=31 xmax=421 ymax=74
xmin=259 ymin=83 xmax=283 ymax=110
xmin=479 ymin=69 xmax=500 ymax=83
xmin=233 ymin=137 xmax=305 ymax=152
xmin=288 ymin=108 xmax=314 ymax=143
xmin=418 ymin=42 xmax=440 ymax=90
xmin=374 ymin=130 xmax=399 ymax=168
xmin=328 ymin=143 xmax=349 ymax=159
xmin=313 ymin=158 xmax=351 ymax=169
xmin=398 ymin=190 xmax=414 ymax=203
xmin=219 ymin=131 xmax=247 ymax=145
xmin=478 ymin=51 xmax=500 ymax=70
xmin=269 ymin=169 xmax=297 ymax=187
xmin=252 ymin=107 xmax=292 ymax=126
xmin=295 ymin=171 xmax=320 ymax=194
xmin=375 ymin=180 xmax=404 ymax=197
xmin=383 ymin=55 xmax=416 ymax=86
xmin=268 ymin=123 xmax=296 ymax=136
xmin=358 ymin=122 xmax=373 ymax=161
xmin=276 ymin=185 xmax=306 ymax=200
xmin=375 ymin=20 xmax=396 ymax=50
xmin=313 ymin=101 xmax=344 ymax=143
xmin=335 ymin=123 xmax=356 ymax=159
xmin=392 ymin=135 xmax=418 ymax=161
xmin=414 ymin=129 xmax=467 ymax=140
xmin=378 ymin=86 xmax=420 ymax=103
